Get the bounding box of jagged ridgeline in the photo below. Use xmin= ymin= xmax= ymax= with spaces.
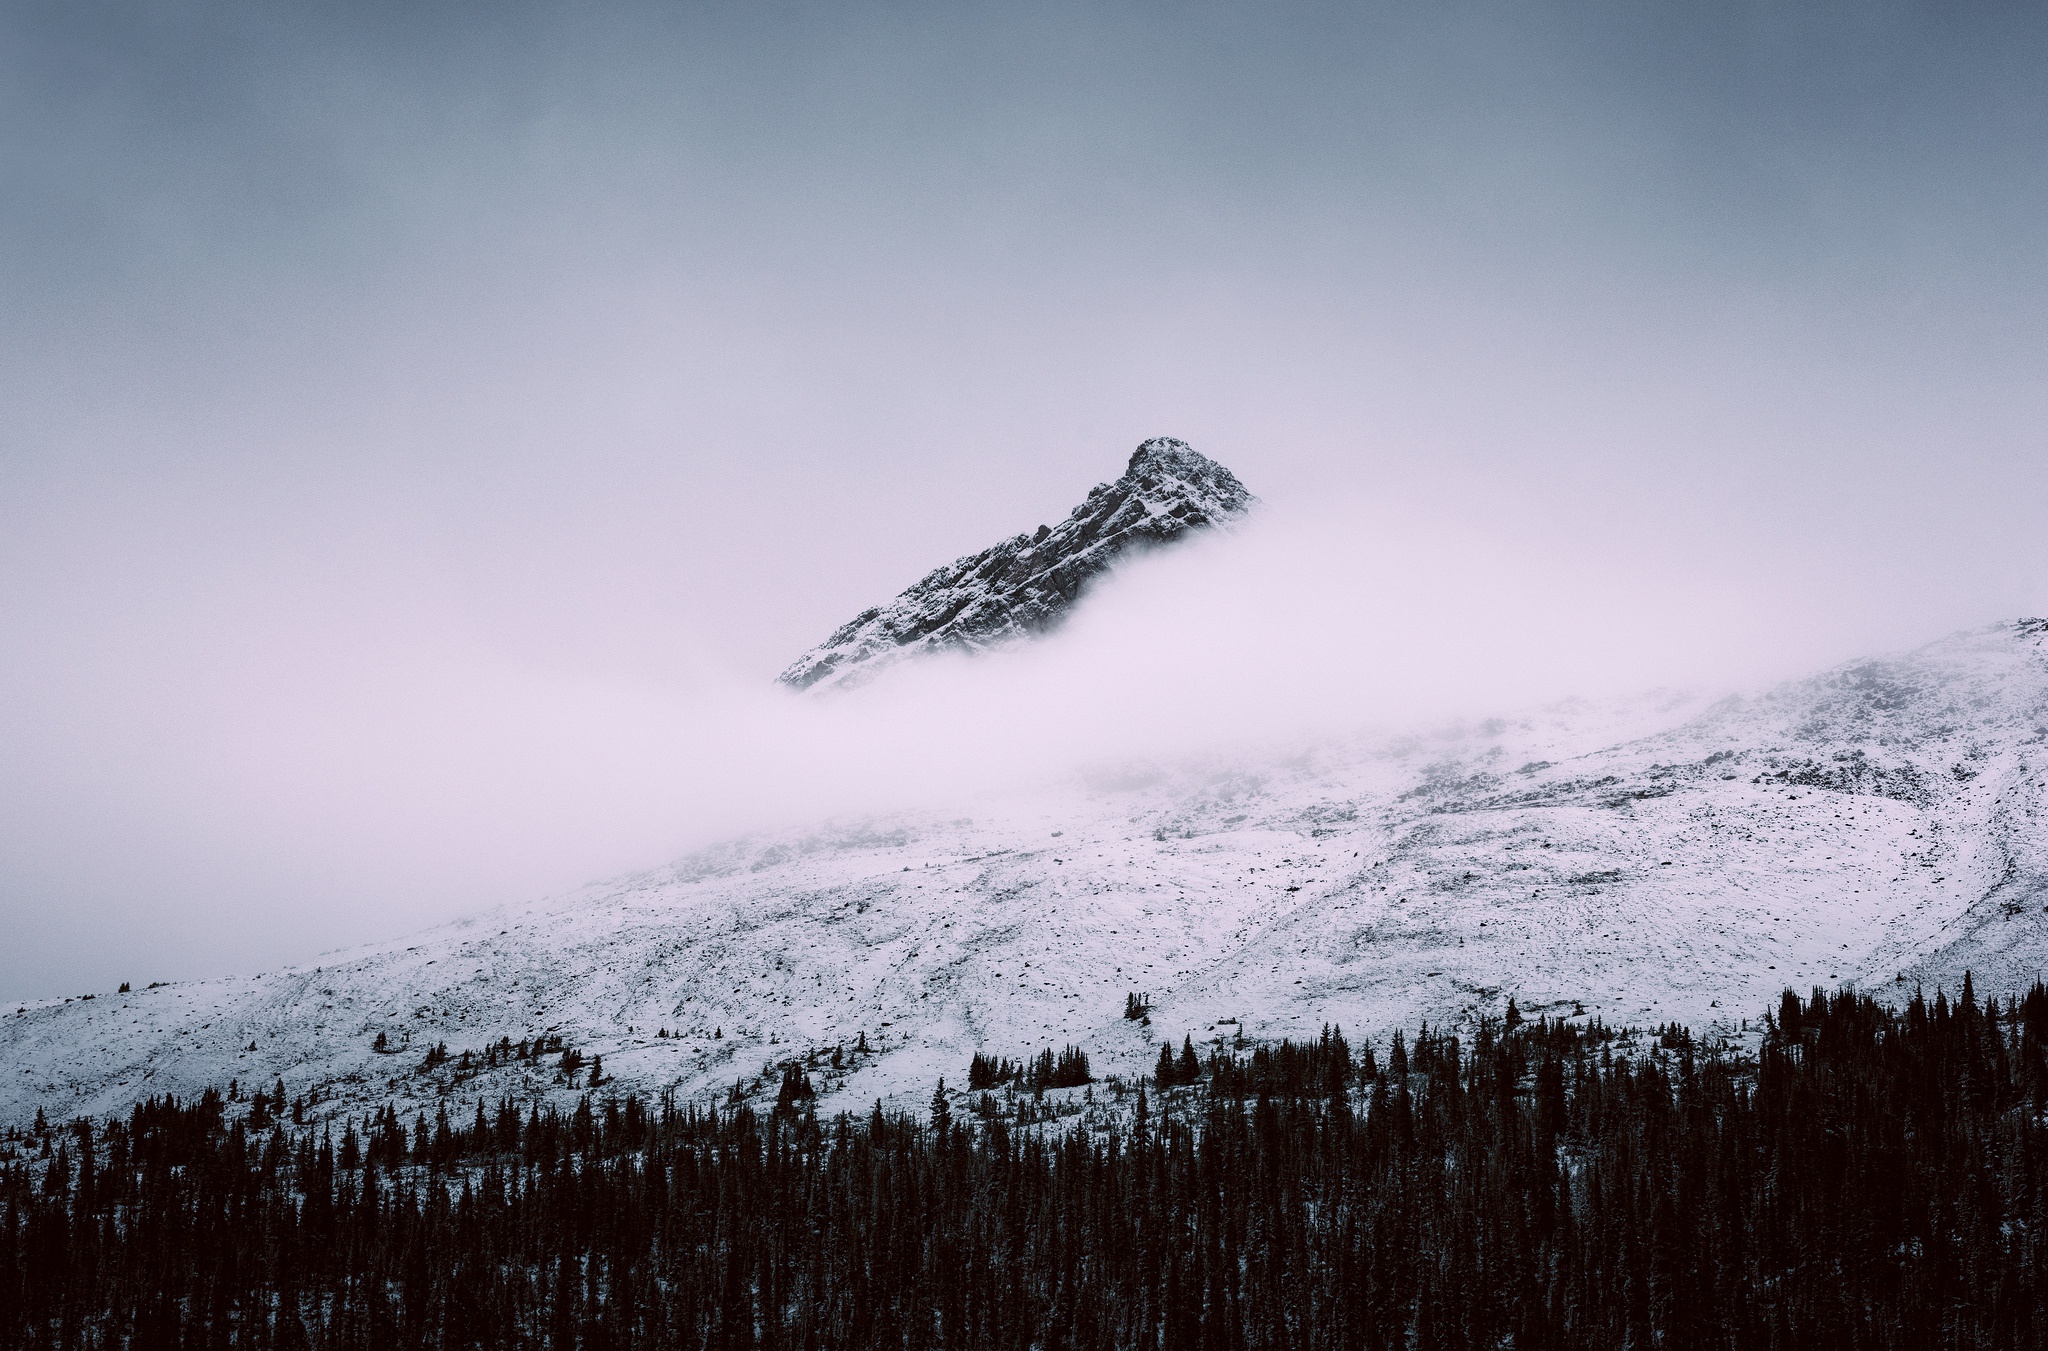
xmin=778 ymin=437 xmax=1255 ymax=692
xmin=7 ymin=982 xmax=2048 ymax=1348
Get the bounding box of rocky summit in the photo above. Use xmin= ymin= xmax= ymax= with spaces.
xmin=777 ymin=437 xmax=1256 ymax=692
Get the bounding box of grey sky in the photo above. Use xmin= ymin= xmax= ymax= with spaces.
xmin=3 ymin=2 xmax=2045 ymax=999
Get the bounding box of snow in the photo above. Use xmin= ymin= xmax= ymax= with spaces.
xmin=8 ymin=618 xmax=2046 ymax=1129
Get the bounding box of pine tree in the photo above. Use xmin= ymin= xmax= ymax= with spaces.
xmin=13 ymin=983 xmax=2048 ymax=1348
xmin=777 ymin=1063 xmax=815 ymax=1113
xmin=1778 ymin=987 xmax=1803 ymax=1038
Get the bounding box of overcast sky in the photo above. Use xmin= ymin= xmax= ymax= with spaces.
xmin=4 ymin=1 xmax=2045 ymax=999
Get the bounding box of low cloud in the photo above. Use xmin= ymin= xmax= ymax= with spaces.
xmin=0 ymin=475 xmax=2023 ymax=1001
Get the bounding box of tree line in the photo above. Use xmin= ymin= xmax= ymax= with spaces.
xmin=3 ymin=977 xmax=2046 ymax=1348
xmin=966 ymin=1046 xmax=1092 ymax=1093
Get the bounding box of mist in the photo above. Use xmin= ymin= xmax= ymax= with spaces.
xmin=3 ymin=1 xmax=2046 ymax=998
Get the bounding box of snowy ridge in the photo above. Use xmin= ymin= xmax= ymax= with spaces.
xmin=7 ymin=619 xmax=2048 ymax=1128
xmin=777 ymin=438 xmax=1255 ymax=692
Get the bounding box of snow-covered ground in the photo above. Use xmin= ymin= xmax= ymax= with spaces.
xmin=6 ymin=619 xmax=2046 ymax=1128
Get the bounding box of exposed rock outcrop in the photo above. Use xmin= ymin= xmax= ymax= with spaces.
xmin=778 ymin=437 xmax=1255 ymax=692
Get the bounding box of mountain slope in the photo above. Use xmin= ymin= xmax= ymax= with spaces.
xmin=778 ymin=438 xmax=1255 ymax=691
xmin=8 ymin=620 xmax=2047 ymax=1128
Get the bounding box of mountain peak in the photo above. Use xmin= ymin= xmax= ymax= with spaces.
xmin=1129 ymin=434 xmax=1198 ymax=468
xmin=778 ymin=438 xmax=1256 ymax=692
xmin=1126 ymin=436 xmax=1243 ymax=490
xmin=1130 ymin=438 xmax=1204 ymax=474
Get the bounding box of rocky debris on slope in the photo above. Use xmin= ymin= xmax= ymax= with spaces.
xmin=778 ymin=438 xmax=1255 ymax=692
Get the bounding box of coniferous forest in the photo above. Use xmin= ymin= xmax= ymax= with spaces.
xmin=5 ymin=980 xmax=2048 ymax=1349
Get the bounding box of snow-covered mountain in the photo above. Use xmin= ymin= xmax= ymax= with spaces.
xmin=8 ymin=618 xmax=2047 ymax=1128
xmin=778 ymin=437 xmax=1255 ymax=691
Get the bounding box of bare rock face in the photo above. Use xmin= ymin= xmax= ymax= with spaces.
xmin=778 ymin=437 xmax=1256 ymax=692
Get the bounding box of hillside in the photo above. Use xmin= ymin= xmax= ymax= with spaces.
xmin=7 ymin=618 xmax=2045 ymax=1127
